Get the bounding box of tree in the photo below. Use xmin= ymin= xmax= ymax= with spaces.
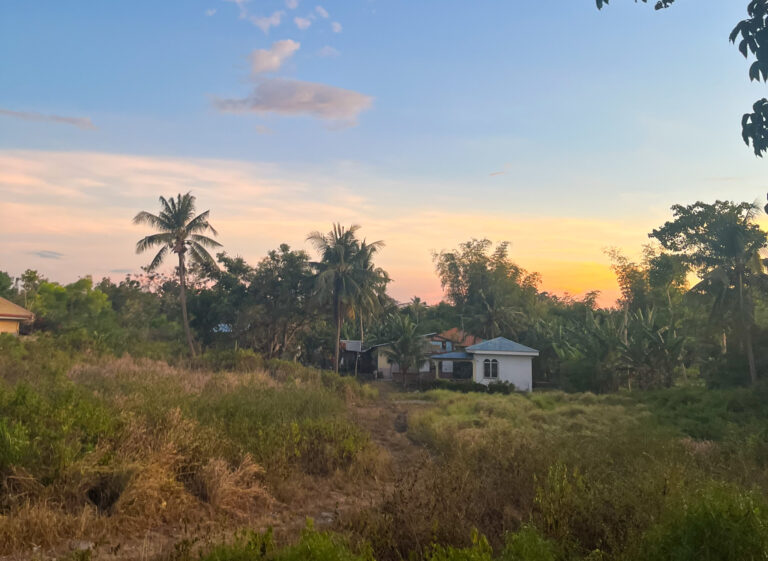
xmin=434 ymin=239 xmax=540 ymax=339
xmin=0 ymin=271 xmax=16 ymax=300
xmin=651 ymin=201 xmax=768 ymax=384
xmin=133 ymin=193 xmax=221 ymax=356
xmin=20 ymin=269 xmax=43 ymax=308
xmin=307 ymin=224 xmax=386 ymax=372
xmin=598 ymin=0 xmax=768 ymax=156
xmin=382 ymin=315 xmax=429 ymax=389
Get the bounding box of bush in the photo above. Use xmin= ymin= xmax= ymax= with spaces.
xmin=636 ymin=484 xmax=768 ymax=561
xmin=197 ymin=525 xmax=373 ymax=561
xmin=0 ymin=380 xmax=118 ymax=480
xmin=500 ymin=525 xmax=560 ymax=561
xmin=424 ymin=531 xmax=493 ymax=561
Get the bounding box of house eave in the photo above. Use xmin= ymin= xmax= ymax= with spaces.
xmin=470 ymin=350 xmax=540 ymax=357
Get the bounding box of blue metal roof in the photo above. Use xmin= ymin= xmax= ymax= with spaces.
xmin=430 ymin=351 xmax=473 ymax=360
xmin=466 ymin=337 xmax=539 ymax=354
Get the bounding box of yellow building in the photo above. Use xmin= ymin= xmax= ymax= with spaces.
xmin=0 ymin=297 xmax=34 ymax=335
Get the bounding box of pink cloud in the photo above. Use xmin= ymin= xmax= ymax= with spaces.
xmin=214 ymin=78 xmax=373 ymax=126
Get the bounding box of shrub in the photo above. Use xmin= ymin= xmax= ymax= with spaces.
xmin=500 ymin=525 xmax=560 ymax=561
xmin=636 ymin=484 xmax=768 ymax=561
xmin=196 ymin=525 xmax=373 ymax=561
xmin=424 ymin=531 xmax=493 ymax=561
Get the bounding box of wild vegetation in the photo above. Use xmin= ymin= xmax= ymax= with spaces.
xmin=3 ymin=196 xmax=768 ymax=559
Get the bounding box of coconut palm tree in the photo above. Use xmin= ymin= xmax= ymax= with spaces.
xmin=307 ymin=224 xmax=386 ymax=373
xmin=133 ymin=193 xmax=221 ymax=356
xmin=383 ymin=314 xmax=429 ymax=389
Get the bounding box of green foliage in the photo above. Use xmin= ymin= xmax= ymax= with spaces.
xmin=500 ymin=526 xmax=559 ymax=561
xmin=192 ymin=383 xmax=368 ymax=474
xmin=0 ymin=271 xmax=16 ymax=300
xmin=424 ymin=531 xmax=493 ymax=561
xmin=307 ymin=223 xmax=389 ymax=372
xmin=198 ymin=525 xmax=373 ymax=561
xmin=433 ymin=239 xmax=540 ymax=340
xmin=0 ymin=379 xmax=118 ymax=480
xmin=382 ymin=315 xmax=429 ymax=387
xmin=637 ymin=484 xmax=768 ymax=561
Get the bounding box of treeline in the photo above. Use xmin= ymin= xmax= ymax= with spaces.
xmin=3 ymin=197 xmax=768 ymax=392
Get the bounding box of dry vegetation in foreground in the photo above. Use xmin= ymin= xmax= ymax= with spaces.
xmin=4 ymin=337 xmax=768 ymax=561
xmin=0 ymin=343 xmax=388 ymax=559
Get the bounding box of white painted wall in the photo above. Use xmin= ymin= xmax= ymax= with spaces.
xmin=473 ymin=353 xmax=533 ymax=392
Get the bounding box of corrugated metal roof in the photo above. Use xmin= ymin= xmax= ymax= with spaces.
xmin=466 ymin=337 xmax=539 ymax=354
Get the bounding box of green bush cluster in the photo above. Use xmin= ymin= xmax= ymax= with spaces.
xmin=0 ymin=379 xmax=118 ymax=481
xmin=190 ymin=525 xmax=374 ymax=561
xmin=422 ymin=379 xmax=519 ymax=395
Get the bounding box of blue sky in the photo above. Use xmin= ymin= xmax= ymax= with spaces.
xmin=1 ymin=0 xmax=766 ymax=303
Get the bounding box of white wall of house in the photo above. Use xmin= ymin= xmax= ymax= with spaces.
xmin=472 ymin=353 xmax=533 ymax=392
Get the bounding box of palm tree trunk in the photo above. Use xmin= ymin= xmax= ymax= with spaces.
xmin=738 ymin=271 xmax=757 ymax=384
xmin=178 ymin=252 xmax=196 ymax=357
xmin=354 ymin=314 xmax=363 ymax=379
xmin=334 ymin=297 xmax=342 ymax=373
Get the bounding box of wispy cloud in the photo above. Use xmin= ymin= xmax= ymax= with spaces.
xmin=331 ymin=21 xmax=342 ymax=33
xmin=224 ymin=0 xmax=250 ymax=19
xmin=250 ymin=39 xmax=300 ymax=74
xmin=0 ymin=150 xmax=645 ymax=305
xmin=489 ymin=163 xmax=512 ymax=177
xmin=250 ymin=10 xmax=284 ymax=33
xmin=315 ymin=5 xmax=329 ymax=18
xmin=286 ymin=0 xmax=299 ymax=9
xmin=318 ymin=45 xmax=340 ymax=57
xmin=214 ymin=78 xmax=373 ymax=126
xmin=31 ymin=250 xmax=64 ymax=260
xmin=294 ymin=16 xmax=311 ymax=29
xmin=255 ymin=125 xmax=274 ymax=135
xmin=205 ymin=8 xmax=217 ymax=16
xmin=0 ymin=108 xmax=95 ymax=130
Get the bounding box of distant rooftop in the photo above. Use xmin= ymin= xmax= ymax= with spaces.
xmin=466 ymin=337 xmax=539 ymax=355
xmin=0 ymin=297 xmax=33 ymax=320
xmin=439 ymin=327 xmax=483 ymax=347
xmin=430 ymin=350 xmax=473 ymax=360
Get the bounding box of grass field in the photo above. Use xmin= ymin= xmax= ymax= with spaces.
xmin=2 ymin=336 xmax=768 ymax=560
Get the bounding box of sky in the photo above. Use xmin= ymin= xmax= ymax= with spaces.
xmin=1 ymin=0 xmax=766 ymax=306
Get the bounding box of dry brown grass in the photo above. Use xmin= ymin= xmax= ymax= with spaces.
xmin=191 ymin=456 xmax=273 ymax=521
xmin=0 ymin=357 xmax=386 ymax=558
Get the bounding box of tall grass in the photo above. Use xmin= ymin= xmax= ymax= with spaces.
xmin=345 ymin=388 xmax=768 ymax=560
xmin=0 ymin=342 xmax=379 ymax=555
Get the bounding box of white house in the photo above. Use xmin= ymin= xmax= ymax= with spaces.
xmin=431 ymin=337 xmax=539 ymax=392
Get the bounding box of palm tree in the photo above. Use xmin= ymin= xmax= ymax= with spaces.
xmin=133 ymin=193 xmax=221 ymax=356
xmin=307 ymin=224 xmax=385 ymax=373
xmin=383 ymin=315 xmax=429 ymax=389
xmin=652 ymin=200 xmax=768 ymax=385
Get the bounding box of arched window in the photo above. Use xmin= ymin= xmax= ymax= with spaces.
xmin=483 ymin=358 xmax=491 ymax=378
xmin=491 ymin=359 xmax=499 ymax=379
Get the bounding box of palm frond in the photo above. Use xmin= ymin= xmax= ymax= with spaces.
xmin=133 ymin=211 xmax=170 ymax=230
xmin=189 ymin=234 xmax=222 ymax=249
xmin=147 ymin=246 xmax=169 ymax=271
xmin=135 ymin=233 xmax=173 ymax=254
xmin=185 ymin=210 xmax=218 ymax=235
xmin=188 ymin=241 xmax=219 ymax=269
